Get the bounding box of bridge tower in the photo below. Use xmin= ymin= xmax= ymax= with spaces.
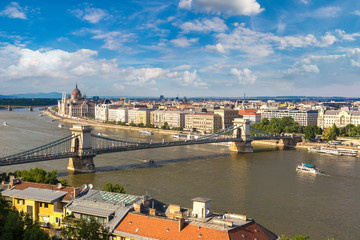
xmin=67 ymin=125 xmax=96 ymax=173
xmin=229 ymin=118 xmax=253 ymax=153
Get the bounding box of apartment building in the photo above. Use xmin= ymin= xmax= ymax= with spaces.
xmin=150 ymin=110 xmax=186 ymax=128
xmin=127 ymin=109 xmax=139 ymax=124
xmin=238 ymin=110 xmax=261 ymax=125
xmin=136 ymin=109 xmax=152 ymax=125
xmin=261 ymin=109 xmax=318 ymax=126
xmin=108 ymin=108 xmax=128 ymax=123
xmin=1 ymin=178 xmax=80 ymax=230
xmin=95 ymin=104 xmax=109 ymax=121
xmin=185 ymin=113 xmax=222 ymax=133
xmin=113 ymin=198 xmax=278 ymax=240
xmin=317 ymin=107 xmax=360 ymax=129
xmin=214 ymin=109 xmax=239 ymax=129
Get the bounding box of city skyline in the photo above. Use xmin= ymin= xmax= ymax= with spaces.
xmin=0 ymin=0 xmax=359 ymax=97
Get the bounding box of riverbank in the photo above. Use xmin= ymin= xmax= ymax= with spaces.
xmin=43 ymin=109 xmax=182 ymax=136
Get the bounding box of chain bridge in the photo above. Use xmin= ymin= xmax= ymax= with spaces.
xmin=0 ymin=119 xmax=300 ymax=172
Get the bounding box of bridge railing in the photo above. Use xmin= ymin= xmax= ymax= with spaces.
xmin=0 ymin=134 xmax=78 ymax=163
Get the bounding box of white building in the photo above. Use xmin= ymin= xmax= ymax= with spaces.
xmin=108 ymin=108 xmax=128 ymax=123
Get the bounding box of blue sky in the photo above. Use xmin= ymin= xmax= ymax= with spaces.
xmin=0 ymin=0 xmax=359 ymax=97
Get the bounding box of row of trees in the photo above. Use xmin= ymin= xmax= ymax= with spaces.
xmin=251 ymin=117 xmax=323 ymax=141
xmin=0 ymin=168 xmax=67 ymax=186
xmin=251 ymin=117 xmax=360 ymax=141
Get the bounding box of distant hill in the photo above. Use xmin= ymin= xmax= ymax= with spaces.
xmin=0 ymin=92 xmax=62 ymax=99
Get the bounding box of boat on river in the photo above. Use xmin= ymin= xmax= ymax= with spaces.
xmin=58 ymin=124 xmax=64 ymax=128
xmin=139 ymin=129 xmax=153 ymax=135
xmin=3 ymin=122 xmax=8 ymax=126
xmin=172 ymin=132 xmax=199 ymax=140
xmin=308 ymin=146 xmax=358 ymax=157
xmin=296 ymin=163 xmax=322 ymax=174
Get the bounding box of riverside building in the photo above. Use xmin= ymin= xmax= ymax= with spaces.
xmin=317 ymin=107 xmax=360 ymax=129
xmin=261 ymin=109 xmax=318 ymax=126
xmin=57 ymin=85 xmax=95 ymax=118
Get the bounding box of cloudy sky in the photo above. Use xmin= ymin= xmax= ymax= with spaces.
xmin=0 ymin=0 xmax=359 ymax=97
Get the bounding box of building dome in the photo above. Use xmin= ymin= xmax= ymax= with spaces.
xmin=71 ymin=84 xmax=82 ymax=100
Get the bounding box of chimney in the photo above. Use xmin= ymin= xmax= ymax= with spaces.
xmin=179 ymin=218 xmax=185 ymax=232
xmin=74 ymin=188 xmax=81 ymax=198
xmin=133 ymin=203 xmax=142 ymax=213
xmin=149 ymin=208 xmax=156 ymax=216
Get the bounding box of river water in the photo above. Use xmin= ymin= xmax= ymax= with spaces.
xmin=0 ymin=109 xmax=359 ymax=239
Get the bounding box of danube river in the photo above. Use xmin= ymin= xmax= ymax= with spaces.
xmin=1 ymin=109 xmax=359 ymax=239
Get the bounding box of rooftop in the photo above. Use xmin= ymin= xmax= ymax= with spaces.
xmin=2 ymin=187 xmax=67 ymax=203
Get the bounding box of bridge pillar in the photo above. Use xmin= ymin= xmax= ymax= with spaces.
xmin=279 ymin=134 xmax=301 ymax=148
xmin=229 ymin=118 xmax=253 ymax=153
xmin=67 ymin=125 xmax=96 ymax=173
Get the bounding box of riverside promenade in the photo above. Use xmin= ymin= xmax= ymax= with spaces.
xmin=43 ymin=109 xmax=182 ymax=136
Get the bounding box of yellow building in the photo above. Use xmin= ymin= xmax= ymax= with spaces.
xmin=135 ymin=109 xmax=151 ymax=125
xmin=2 ymin=180 xmax=79 ymax=230
xmin=185 ymin=113 xmax=222 ymax=133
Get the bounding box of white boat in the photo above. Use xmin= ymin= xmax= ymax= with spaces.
xmin=296 ymin=163 xmax=322 ymax=174
xmin=173 ymin=132 xmax=199 ymax=140
xmin=3 ymin=122 xmax=8 ymax=126
xmin=58 ymin=124 xmax=64 ymax=128
xmin=39 ymin=113 xmax=44 ymax=117
xmin=139 ymin=129 xmax=153 ymax=135
xmin=308 ymin=146 xmax=358 ymax=157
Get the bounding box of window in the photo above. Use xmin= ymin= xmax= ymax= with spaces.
xmin=44 ymin=203 xmax=48 ymax=209
xmin=17 ymin=199 xmax=22 ymax=205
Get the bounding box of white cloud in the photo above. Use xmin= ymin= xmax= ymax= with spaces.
xmin=0 ymin=44 xmax=210 ymax=91
xmin=71 ymin=7 xmax=108 ymax=23
xmin=299 ymin=0 xmax=310 ymax=4
xmin=312 ymin=6 xmax=341 ymax=18
xmin=73 ymin=29 xmax=136 ymax=51
xmin=206 ymin=26 xmax=355 ymax=57
xmin=178 ymin=0 xmax=264 ymax=16
xmin=119 ymin=67 xmax=168 ymax=86
xmin=206 ymin=43 xmax=227 ymax=54
xmin=180 ymin=17 xmax=228 ymax=33
xmin=230 ymin=68 xmax=256 ymax=84
xmin=354 ymin=10 xmax=360 ymax=16
xmin=0 ymin=2 xmax=27 ymax=19
xmin=317 ymin=33 xmax=337 ymax=47
xmin=335 ymin=29 xmax=360 ymax=41
xmin=286 ymin=48 xmax=360 ymax=75
xmin=167 ymin=70 xmax=207 ymax=88
xmin=170 ymin=37 xmax=198 ymax=47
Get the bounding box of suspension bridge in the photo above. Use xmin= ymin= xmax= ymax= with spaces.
xmin=0 ymin=119 xmax=300 ymax=172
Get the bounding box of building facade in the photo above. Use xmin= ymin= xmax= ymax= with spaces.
xmin=238 ymin=110 xmax=261 ymax=125
xmin=214 ymin=109 xmax=239 ymax=129
xmin=57 ymin=85 xmax=95 ymax=118
xmin=261 ymin=109 xmax=318 ymax=126
xmin=185 ymin=113 xmax=222 ymax=133
xmin=317 ymin=108 xmax=360 ymax=129
xmin=150 ymin=110 xmax=186 ymax=128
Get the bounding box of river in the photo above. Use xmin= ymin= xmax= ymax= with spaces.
xmin=0 ymin=109 xmax=359 ymax=239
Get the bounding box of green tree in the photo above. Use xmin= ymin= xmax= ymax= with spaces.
xmin=323 ymin=124 xmax=338 ymax=141
xmin=137 ymin=123 xmax=145 ymax=127
xmin=161 ymin=122 xmax=170 ymax=130
xmin=102 ymin=183 xmax=125 ymax=193
xmin=129 ymin=122 xmax=136 ymax=127
xmin=61 ymin=217 xmax=109 ymax=240
xmin=304 ymin=125 xmax=323 ymax=141
xmin=14 ymin=168 xmax=63 ymax=185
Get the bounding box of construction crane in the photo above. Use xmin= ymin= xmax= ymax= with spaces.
xmin=120 ymin=97 xmax=126 ymax=105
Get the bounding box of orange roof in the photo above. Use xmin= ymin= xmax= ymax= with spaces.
xmin=12 ymin=181 xmax=78 ymax=202
xmin=238 ymin=110 xmax=260 ymax=116
xmin=114 ymin=213 xmax=277 ymax=240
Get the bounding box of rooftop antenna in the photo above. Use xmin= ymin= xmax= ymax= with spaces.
xmin=88 ymin=184 xmax=93 ymax=190
xmin=56 ymin=183 xmax=62 ymax=189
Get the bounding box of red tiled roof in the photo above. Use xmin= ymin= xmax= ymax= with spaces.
xmin=115 ymin=213 xmax=277 ymax=240
xmin=12 ymin=181 xmax=77 ymax=201
xmin=238 ymin=110 xmax=260 ymax=116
